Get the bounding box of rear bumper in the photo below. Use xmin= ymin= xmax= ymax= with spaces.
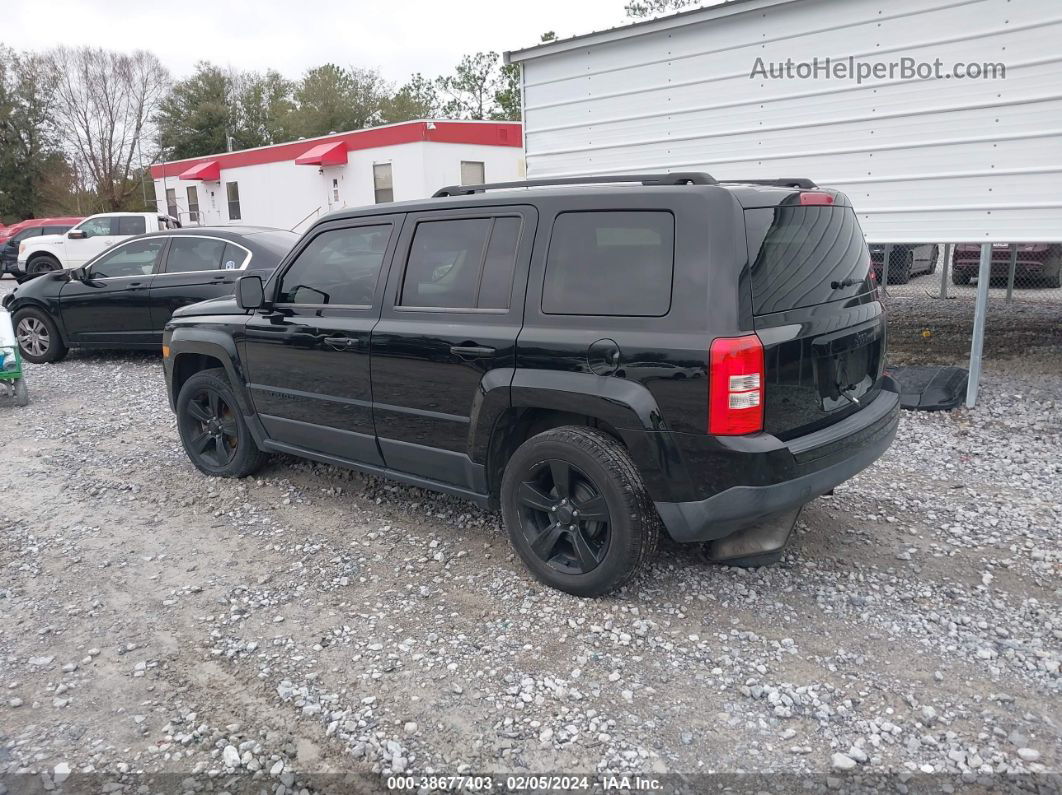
xmin=655 ymin=378 xmax=900 ymax=542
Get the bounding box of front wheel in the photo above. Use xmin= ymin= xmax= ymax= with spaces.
xmin=176 ymin=368 xmax=268 ymax=478
xmin=13 ymin=308 xmax=68 ymax=364
xmin=27 ymin=255 xmax=60 ymax=276
xmin=500 ymin=426 xmax=659 ymax=597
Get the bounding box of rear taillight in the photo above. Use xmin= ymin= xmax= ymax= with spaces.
xmin=709 ymin=335 xmax=765 ymax=435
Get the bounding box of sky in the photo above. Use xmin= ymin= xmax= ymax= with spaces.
xmin=5 ymin=0 xmax=634 ymax=83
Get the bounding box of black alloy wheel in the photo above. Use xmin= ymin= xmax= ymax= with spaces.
xmin=515 ymin=458 xmax=612 ymax=575
xmin=184 ymin=386 xmax=240 ymax=468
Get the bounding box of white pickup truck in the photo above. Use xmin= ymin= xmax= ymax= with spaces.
xmin=15 ymin=212 xmax=180 ymax=281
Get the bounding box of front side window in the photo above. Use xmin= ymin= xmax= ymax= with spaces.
xmin=226 ymin=182 xmax=241 ymax=220
xmin=166 ymin=237 xmax=230 ymax=273
xmin=78 ymin=218 xmax=113 ymax=238
xmin=460 ymin=160 xmax=485 ymax=185
xmin=114 ymin=216 xmax=147 ymax=235
xmin=399 ymin=216 xmax=520 ymax=310
xmin=165 ymin=188 xmax=178 ymax=219
xmin=277 ymin=224 xmax=392 ymax=306
xmin=89 ymin=238 xmax=165 ymax=279
xmin=186 ymin=186 xmax=200 ymax=223
xmin=542 ymin=211 xmax=675 ymax=316
xmin=373 ymin=163 xmax=393 ymax=204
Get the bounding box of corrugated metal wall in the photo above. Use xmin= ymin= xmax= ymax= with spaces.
xmin=515 ymin=0 xmax=1062 ymax=242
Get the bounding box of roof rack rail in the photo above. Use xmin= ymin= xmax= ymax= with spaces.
xmin=717 ymin=178 xmax=818 ymax=189
xmin=433 ymin=172 xmax=717 ymax=198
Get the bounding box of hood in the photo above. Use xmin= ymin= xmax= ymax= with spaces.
xmin=172 ymin=295 xmax=246 ymax=318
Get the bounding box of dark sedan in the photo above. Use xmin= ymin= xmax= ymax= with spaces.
xmin=2 ymin=226 xmax=298 ymax=363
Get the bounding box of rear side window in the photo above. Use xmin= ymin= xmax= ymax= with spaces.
xmin=542 ymin=211 xmax=675 ymax=316
xmin=399 ymin=216 xmax=520 ymax=310
xmin=167 ymin=237 xmax=228 ymax=272
xmin=277 ymin=224 xmax=392 ymax=306
xmin=745 ymin=206 xmax=871 ymax=315
xmin=114 ymin=216 xmax=146 ymax=235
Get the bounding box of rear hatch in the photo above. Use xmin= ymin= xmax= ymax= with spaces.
xmin=743 ymin=196 xmax=885 ymax=440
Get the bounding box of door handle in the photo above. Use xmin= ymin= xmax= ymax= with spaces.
xmin=450 ymin=344 xmax=496 ymax=358
xmin=324 ymin=336 xmax=360 ymax=350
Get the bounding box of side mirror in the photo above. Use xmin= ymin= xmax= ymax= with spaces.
xmin=67 ymin=230 xmax=86 ymax=240
xmin=70 ymin=266 xmax=88 ymax=281
xmin=235 ymin=275 xmax=265 ymax=310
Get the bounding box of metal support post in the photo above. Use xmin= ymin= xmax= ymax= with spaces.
xmin=939 ymin=243 xmax=952 ymax=299
xmin=966 ymin=243 xmax=993 ymax=408
xmin=1005 ymin=244 xmax=1018 ymax=301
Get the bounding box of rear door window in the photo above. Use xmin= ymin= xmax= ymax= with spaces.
xmin=399 ymin=216 xmax=521 ymax=310
xmin=542 ymin=211 xmax=674 ymax=316
xmin=114 ymin=216 xmax=147 ymax=235
xmin=745 ymin=206 xmax=871 ymax=315
xmin=166 ymin=237 xmax=228 ymax=272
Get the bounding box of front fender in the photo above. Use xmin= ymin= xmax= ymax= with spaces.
xmin=166 ymin=326 xmax=253 ymax=417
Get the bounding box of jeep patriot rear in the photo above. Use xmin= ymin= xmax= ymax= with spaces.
xmin=162 ymin=173 xmax=899 ymax=596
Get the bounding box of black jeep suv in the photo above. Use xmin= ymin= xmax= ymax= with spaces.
xmin=162 ymin=173 xmax=899 ymax=596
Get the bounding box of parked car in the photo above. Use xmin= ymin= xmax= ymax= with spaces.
xmin=161 ymin=174 xmax=899 ymax=596
xmin=868 ymin=243 xmax=939 ymax=284
xmin=1 ymin=217 xmax=84 ymax=276
xmin=3 ymin=227 xmax=297 ymax=364
xmin=13 ymin=212 xmax=180 ymax=281
xmin=951 ymin=243 xmax=1061 ymax=288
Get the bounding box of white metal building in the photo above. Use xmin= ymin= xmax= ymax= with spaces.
xmin=150 ymin=120 xmax=525 ymax=232
xmin=506 ymin=0 xmax=1062 ymax=244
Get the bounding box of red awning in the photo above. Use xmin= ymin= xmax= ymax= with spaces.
xmin=295 ymin=141 xmax=348 ymax=166
xmin=178 ymin=160 xmax=221 ymax=181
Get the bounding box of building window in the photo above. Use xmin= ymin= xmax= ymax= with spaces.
xmin=226 ymin=181 xmax=241 ymax=221
xmin=165 ymin=187 xmax=178 ymax=218
xmin=373 ymin=163 xmax=393 ymax=204
xmin=186 ymin=186 xmax=200 ymax=223
xmin=460 ymin=161 xmax=485 ymax=186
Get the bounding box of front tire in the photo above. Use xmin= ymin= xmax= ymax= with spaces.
xmin=13 ymin=308 xmax=68 ymax=364
xmin=27 ymin=255 xmax=60 ymax=277
xmin=888 ymin=250 xmax=913 ymax=284
xmin=500 ymin=426 xmax=659 ymax=597
xmin=176 ymin=368 xmax=268 ymax=478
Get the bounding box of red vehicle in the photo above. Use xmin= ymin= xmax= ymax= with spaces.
xmin=0 ymin=217 xmax=84 ymax=276
xmin=952 ymin=244 xmax=1061 ymax=288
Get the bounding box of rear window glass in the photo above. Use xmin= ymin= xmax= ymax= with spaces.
xmin=745 ymin=206 xmax=871 ymax=315
xmin=543 ymin=211 xmax=674 ymax=316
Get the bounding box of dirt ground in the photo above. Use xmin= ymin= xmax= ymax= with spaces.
xmin=0 ymin=277 xmax=1058 ymax=794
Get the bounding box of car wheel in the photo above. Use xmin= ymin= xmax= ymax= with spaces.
xmin=926 ymin=245 xmax=940 ymax=275
xmin=500 ymin=426 xmax=660 ymax=597
xmin=176 ymin=368 xmax=268 ymax=478
xmin=13 ymin=308 xmax=68 ymax=364
xmin=27 ymin=255 xmax=60 ymax=276
xmin=952 ymin=271 xmax=971 ymax=285
xmin=888 ymin=250 xmax=913 ymax=284
xmin=1042 ymin=264 xmax=1061 ymax=289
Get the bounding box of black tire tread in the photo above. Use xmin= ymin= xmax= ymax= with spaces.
xmin=503 ymin=425 xmax=660 ymax=596
xmin=177 ymin=367 xmax=268 ymax=478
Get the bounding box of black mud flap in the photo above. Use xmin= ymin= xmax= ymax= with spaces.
xmin=888 ymin=366 xmax=968 ymax=411
xmin=703 ymin=506 xmax=803 ymax=568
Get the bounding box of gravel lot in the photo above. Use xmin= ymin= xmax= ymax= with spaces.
xmin=1 ymin=276 xmax=1059 ymax=793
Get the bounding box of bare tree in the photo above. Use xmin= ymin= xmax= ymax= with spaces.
xmin=49 ymin=47 xmax=169 ymax=211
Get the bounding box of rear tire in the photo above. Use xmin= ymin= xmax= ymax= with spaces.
xmin=13 ymin=308 xmax=68 ymax=364
xmin=952 ymin=271 xmax=971 ymax=286
xmin=926 ymin=245 xmax=940 ymax=275
xmin=176 ymin=368 xmax=268 ymax=478
xmin=500 ymin=426 xmax=659 ymax=597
